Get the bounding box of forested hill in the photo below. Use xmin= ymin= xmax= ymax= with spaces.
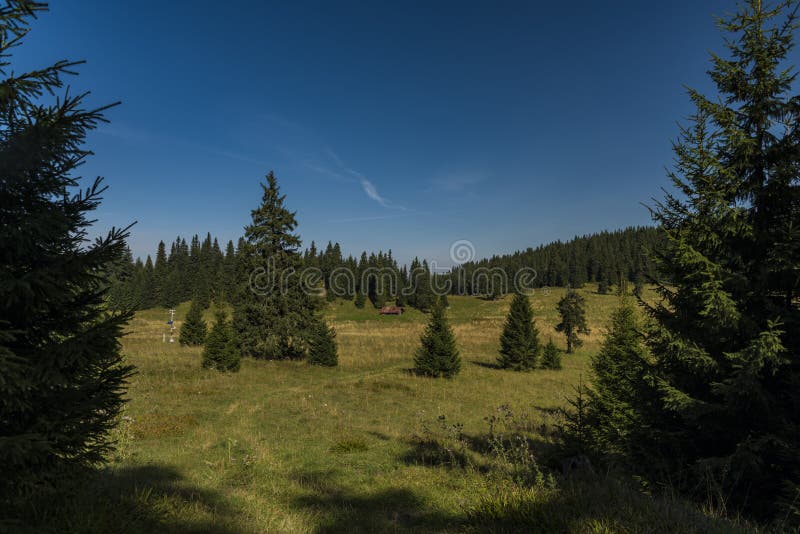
xmin=451 ymin=226 xmax=662 ymax=293
xmin=109 ymin=226 xmax=662 ymax=311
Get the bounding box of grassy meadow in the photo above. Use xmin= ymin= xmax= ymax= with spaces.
xmin=23 ymin=285 xmax=756 ymax=533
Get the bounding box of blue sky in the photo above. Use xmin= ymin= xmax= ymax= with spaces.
xmin=19 ymin=0 xmax=733 ymax=266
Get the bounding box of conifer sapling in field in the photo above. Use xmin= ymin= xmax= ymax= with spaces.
xmin=585 ymin=300 xmax=648 ymax=455
xmin=555 ymin=289 xmax=590 ymax=353
xmin=202 ymin=311 xmax=241 ymax=372
xmin=540 ymin=338 xmax=562 ymax=370
xmin=0 ymin=2 xmax=134 ymax=496
xmin=307 ymin=318 xmax=338 ymax=367
xmin=179 ymin=298 xmax=207 ymax=346
xmin=497 ymin=292 xmax=540 ymax=370
xmin=414 ymin=298 xmax=461 ymax=378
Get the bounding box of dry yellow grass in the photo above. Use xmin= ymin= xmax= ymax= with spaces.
xmin=19 ymin=284 xmax=754 ymax=533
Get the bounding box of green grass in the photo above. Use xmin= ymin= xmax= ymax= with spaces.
xmin=18 ymin=285 xmax=757 ymax=533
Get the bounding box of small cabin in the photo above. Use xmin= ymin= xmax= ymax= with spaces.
xmin=379 ymin=306 xmax=404 ymax=315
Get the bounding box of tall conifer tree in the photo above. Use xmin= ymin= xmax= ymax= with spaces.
xmin=233 ymin=172 xmax=318 ymax=359
xmin=0 ymin=2 xmax=134 ymax=495
xmin=628 ymin=0 xmax=800 ymax=518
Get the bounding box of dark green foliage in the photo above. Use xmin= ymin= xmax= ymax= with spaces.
xmin=233 ymin=172 xmax=318 ymax=360
xmin=202 ymin=311 xmax=240 ymax=372
xmin=0 ymin=1 xmax=134 ymax=496
xmin=586 ymin=1 xmax=800 ymax=522
xmin=307 ymin=319 xmax=338 ymax=367
xmin=179 ymin=299 xmax=207 ymax=346
xmin=597 ymin=278 xmax=610 ymax=295
xmin=105 ymin=233 xmax=234 ymax=311
xmin=540 ymin=338 xmax=562 ymax=370
xmin=497 ymin=293 xmax=540 ymax=370
xmin=354 ymin=291 xmax=366 ymax=309
xmin=632 ymin=277 xmax=644 ymax=299
xmin=414 ymin=299 xmax=461 ymax=378
xmin=555 ymin=290 xmax=590 ymax=353
xmin=112 ymin=227 xmax=663 ymax=312
xmin=562 ymin=379 xmax=591 ymax=455
xmin=450 ymin=226 xmax=662 ymax=295
xmin=107 ymin=247 xmax=137 ymax=310
xmin=585 ymin=301 xmax=648 ymax=455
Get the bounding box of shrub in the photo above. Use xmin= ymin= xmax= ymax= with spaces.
xmin=202 ymin=311 xmax=240 ymax=372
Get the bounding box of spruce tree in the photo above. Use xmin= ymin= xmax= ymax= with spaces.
xmin=202 ymin=311 xmax=241 ymax=372
xmin=0 ymin=2 xmax=134 ymax=496
xmin=354 ymin=290 xmax=367 ymax=309
xmin=629 ymin=0 xmax=800 ymax=519
xmin=540 ymin=338 xmax=562 ymax=370
xmin=221 ymin=239 xmax=237 ymax=303
xmin=179 ymin=298 xmax=207 ymax=346
xmin=586 ymin=300 xmax=649 ymax=456
xmin=497 ymin=292 xmax=540 ymax=370
xmin=414 ymin=299 xmax=461 ymax=378
xmin=153 ymin=240 xmax=168 ymax=306
xmin=307 ymin=318 xmax=338 ymax=367
xmin=414 ymin=260 xmax=435 ymax=311
xmin=555 ymin=289 xmax=590 ymax=353
xmin=233 ymin=172 xmax=318 ymax=359
xmin=142 ymin=255 xmax=156 ymax=308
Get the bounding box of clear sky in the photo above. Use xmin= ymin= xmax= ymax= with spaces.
xmin=18 ymin=0 xmax=734 ymax=266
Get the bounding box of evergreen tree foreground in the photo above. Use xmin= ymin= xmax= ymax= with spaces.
xmin=497 ymin=292 xmax=540 ymax=370
xmin=202 ymin=311 xmax=241 ymax=372
xmin=413 ymin=299 xmax=461 ymax=378
xmin=233 ymin=172 xmax=318 ymax=360
xmin=0 ymin=1 xmax=134 ymax=498
xmin=582 ymin=1 xmax=800 ymax=522
xmin=307 ymin=319 xmax=338 ymax=367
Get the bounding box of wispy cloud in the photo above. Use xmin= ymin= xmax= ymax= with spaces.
xmin=304 ymin=147 xmax=407 ymax=210
xmin=302 ymin=162 xmax=351 ymax=183
xmin=358 ymin=177 xmax=389 ymax=207
xmin=323 ymin=147 xmax=346 ymax=168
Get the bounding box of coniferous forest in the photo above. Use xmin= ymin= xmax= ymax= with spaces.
xmin=2 ymin=1 xmax=800 ymax=532
xmin=109 ymin=225 xmax=662 ymax=312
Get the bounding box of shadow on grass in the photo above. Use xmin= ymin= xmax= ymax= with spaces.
xmin=399 ymin=437 xmax=471 ymax=469
xmin=9 ymin=464 xmax=241 ymax=534
xmin=289 ymin=469 xmax=457 ymax=533
xmin=470 ymin=360 xmax=503 ymax=370
xmin=463 ymin=476 xmax=752 ymax=534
